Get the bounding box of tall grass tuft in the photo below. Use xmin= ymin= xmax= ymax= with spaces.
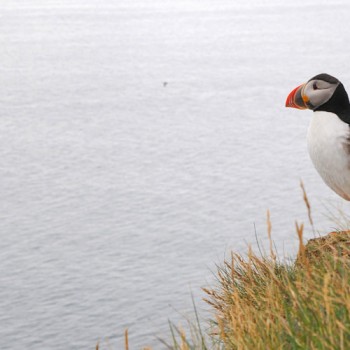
xmin=203 ymin=229 xmax=350 ymax=350
xmin=99 ymin=233 xmax=350 ymax=350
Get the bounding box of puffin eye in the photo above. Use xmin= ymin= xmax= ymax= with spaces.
xmin=313 ymin=82 xmax=318 ymax=90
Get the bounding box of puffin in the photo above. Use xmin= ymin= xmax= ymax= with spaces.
xmin=286 ymin=73 xmax=350 ymax=200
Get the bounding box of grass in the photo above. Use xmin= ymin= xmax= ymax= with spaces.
xmin=103 ymin=233 xmax=350 ymax=350
xmin=203 ymin=231 xmax=350 ymax=350
xmin=167 ymin=183 xmax=350 ymax=349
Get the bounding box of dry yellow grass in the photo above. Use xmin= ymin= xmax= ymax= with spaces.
xmin=203 ymin=227 xmax=350 ymax=349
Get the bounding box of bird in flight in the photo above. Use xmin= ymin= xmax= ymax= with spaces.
xmin=286 ymin=73 xmax=350 ymax=200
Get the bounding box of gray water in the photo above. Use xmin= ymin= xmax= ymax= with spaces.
xmin=1 ymin=0 xmax=350 ymax=348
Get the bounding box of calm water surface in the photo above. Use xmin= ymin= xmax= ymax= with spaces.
xmin=1 ymin=0 xmax=350 ymax=348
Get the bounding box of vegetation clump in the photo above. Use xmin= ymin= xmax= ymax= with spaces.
xmin=201 ymin=230 xmax=350 ymax=350
xmin=167 ymin=187 xmax=350 ymax=349
xmin=99 ymin=231 xmax=350 ymax=350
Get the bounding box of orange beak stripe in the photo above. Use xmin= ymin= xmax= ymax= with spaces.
xmin=285 ymin=84 xmax=308 ymax=110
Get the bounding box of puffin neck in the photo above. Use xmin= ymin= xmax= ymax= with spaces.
xmin=314 ymin=83 xmax=350 ymax=124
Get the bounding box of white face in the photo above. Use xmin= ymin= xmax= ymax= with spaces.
xmin=302 ymin=79 xmax=339 ymax=110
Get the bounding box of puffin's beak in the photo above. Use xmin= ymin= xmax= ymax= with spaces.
xmin=285 ymin=83 xmax=308 ymax=109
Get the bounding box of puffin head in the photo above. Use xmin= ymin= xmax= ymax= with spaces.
xmin=285 ymin=73 xmax=349 ymax=115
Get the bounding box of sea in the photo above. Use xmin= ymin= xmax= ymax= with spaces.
xmin=1 ymin=0 xmax=350 ymax=348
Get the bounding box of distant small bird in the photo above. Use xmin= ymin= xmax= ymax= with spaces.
xmin=163 ymin=82 xmax=168 ymax=87
xmin=286 ymin=73 xmax=350 ymax=200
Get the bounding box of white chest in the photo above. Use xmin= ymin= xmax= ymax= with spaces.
xmin=307 ymin=111 xmax=350 ymax=199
